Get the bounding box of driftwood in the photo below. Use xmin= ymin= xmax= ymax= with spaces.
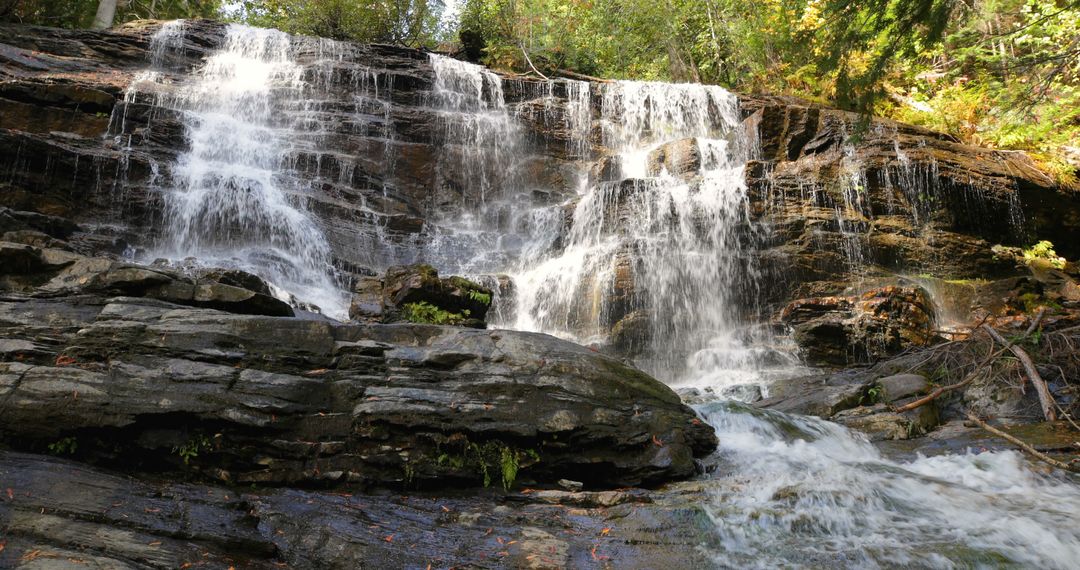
xmin=982 ymin=323 xmax=1057 ymax=422
xmin=518 ymin=44 xmax=549 ymax=81
xmin=555 ymin=68 xmax=613 ymax=83
xmin=893 ymin=345 xmax=1008 ymax=413
xmin=966 ymin=412 xmax=1078 ymax=473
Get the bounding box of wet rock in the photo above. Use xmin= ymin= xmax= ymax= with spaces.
xmin=755 ymin=373 xmax=867 ymax=417
xmin=0 ymin=292 xmax=716 ymax=489
xmin=647 ymin=137 xmax=702 ymax=177
xmin=352 ymin=264 xmax=494 ymax=326
xmin=610 ymin=310 xmax=650 ymax=357
xmin=832 ymin=403 xmax=940 ymax=441
xmin=0 ymin=450 xmax=714 ymax=569
xmin=782 ymin=286 xmax=938 ymax=366
xmin=877 ymin=373 xmax=930 ymax=402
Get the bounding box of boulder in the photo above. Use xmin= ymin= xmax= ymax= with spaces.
xmin=354 ymin=264 xmax=494 ymax=327
xmin=646 ymin=138 xmax=702 ymax=178
xmin=832 ymin=404 xmax=940 ymax=441
xmin=877 ymin=373 xmax=930 ymax=402
xmin=0 ymin=291 xmax=716 ymax=489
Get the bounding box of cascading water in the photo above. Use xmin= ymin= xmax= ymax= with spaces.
xmin=419 ymin=61 xmax=1080 ymax=568
xmin=125 ymin=23 xmax=349 ymax=318
xmin=698 ymin=402 xmax=1080 ymax=568
xmin=510 ymin=81 xmax=793 ymax=389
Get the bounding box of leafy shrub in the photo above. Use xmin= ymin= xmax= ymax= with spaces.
xmin=401 ymin=301 xmax=471 ymax=325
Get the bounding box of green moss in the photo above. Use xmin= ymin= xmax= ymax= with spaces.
xmin=401 ymin=301 xmax=471 ymax=325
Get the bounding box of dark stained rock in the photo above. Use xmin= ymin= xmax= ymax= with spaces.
xmin=0 ymin=450 xmax=718 ymax=569
xmin=781 ymin=286 xmax=938 ymax=366
xmin=0 ymin=272 xmax=715 ymax=489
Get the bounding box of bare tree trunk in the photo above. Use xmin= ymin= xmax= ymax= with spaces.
xmin=92 ymin=0 xmax=118 ymax=30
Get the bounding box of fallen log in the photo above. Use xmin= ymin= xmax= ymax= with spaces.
xmin=965 ymin=412 xmax=1078 ymax=473
xmin=982 ymin=323 xmax=1057 ymax=422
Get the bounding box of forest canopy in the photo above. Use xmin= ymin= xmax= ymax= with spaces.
xmin=1 ymin=0 xmax=1076 ymax=181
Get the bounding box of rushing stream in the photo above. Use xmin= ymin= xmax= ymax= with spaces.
xmin=125 ymin=22 xmax=1080 ymax=568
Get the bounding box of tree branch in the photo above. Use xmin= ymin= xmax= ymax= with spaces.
xmin=966 ymin=412 xmax=1078 ymax=473
xmin=982 ymin=323 xmax=1057 ymax=422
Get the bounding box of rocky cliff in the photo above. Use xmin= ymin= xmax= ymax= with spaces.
xmin=3 ymin=19 xmax=1076 ymax=366
xmin=2 ymin=18 xmax=1080 ymax=568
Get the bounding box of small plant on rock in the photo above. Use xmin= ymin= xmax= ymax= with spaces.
xmin=173 ymin=434 xmax=213 ymax=465
xmin=1022 ymin=240 xmax=1067 ymax=270
xmin=47 ymin=436 xmax=78 ymax=455
xmin=401 ymin=301 xmax=470 ymax=325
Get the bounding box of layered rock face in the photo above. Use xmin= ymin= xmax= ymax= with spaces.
xmin=3 ymin=19 xmax=1077 ymax=369
xmin=0 ymin=242 xmax=715 ymax=489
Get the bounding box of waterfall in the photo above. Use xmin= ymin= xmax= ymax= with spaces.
xmin=509 ymin=80 xmax=791 ymax=388
xmin=126 ymin=23 xmax=349 ymax=319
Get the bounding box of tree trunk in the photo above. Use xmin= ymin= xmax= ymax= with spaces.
xmin=92 ymin=0 xmax=118 ymax=30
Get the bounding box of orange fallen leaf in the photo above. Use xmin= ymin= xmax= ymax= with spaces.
xmin=600 ymin=527 xmax=611 ymax=536
xmin=5 ymin=488 xmax=12 ymax=500
xmin=384 ymin=535 xmax=394 ymax=542
xmin=55 ymin=355 xmax=76 ymax=366
xmin=651 ymin=434 xmax=664 ymax=447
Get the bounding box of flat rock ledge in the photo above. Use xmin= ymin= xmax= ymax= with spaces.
xmin=0 ymin=258 xmax=716 ymax=490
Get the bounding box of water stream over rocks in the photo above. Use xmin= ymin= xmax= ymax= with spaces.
xmin=2 ymin=19 xmax=1078 ymax=568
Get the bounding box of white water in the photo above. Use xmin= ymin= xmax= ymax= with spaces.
xmin=699 ymin=402 xmax=1080 ymax=568
xmin=508 ymin=80 xmax=797 ymax=389
xmin=127 ymin=23 xmax=349 ymax=318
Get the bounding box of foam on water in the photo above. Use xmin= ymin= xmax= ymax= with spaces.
xmin=698 ymin=402 xmax=1080 ymax=568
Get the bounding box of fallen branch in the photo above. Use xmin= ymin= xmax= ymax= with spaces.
xmin=518 ymin=44 xmax=549 ymax=81
xmin=893 ymin=345 xmax=1008 ymax=413
xmin=966 ymin=411 xmax=1078 ymax=473
xmin=982 ymin=323 xmax=1057 ymax=422
xmin=555 ymin=68 xmax=612 ymax=83
xmin=1025 ymin=307 xmax=1048 ymax=337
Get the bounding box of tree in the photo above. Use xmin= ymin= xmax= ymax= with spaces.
xmin=91 ymin=0 xmax=116 ymax=29
xmin=234 ymin=0 xmax=446 ymax=46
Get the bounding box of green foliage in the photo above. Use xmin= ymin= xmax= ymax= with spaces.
xmin=2 ymin=0 xmax=222 ymax=28
xmin=232 ymin=0 xmax=446 ymax=46
xmin=436 ymin=440 xmax=540 ymax=490
xmin=467 ymin=289 xmax=492 ymax=305
xmin=401 ymin=301 xmax=471 ymax=325
xmin=173 ymin=433 xmax=212 ymax=465
xmin=47 ymin=436 xmax=78 ymax=455
xmin=1022 ymin=240 xmax=1067 ymax=269
xmin=456 ymin=0 xmax=1078 ymax=175
xmin=864 ymin=383 xmax=886 ymax=404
